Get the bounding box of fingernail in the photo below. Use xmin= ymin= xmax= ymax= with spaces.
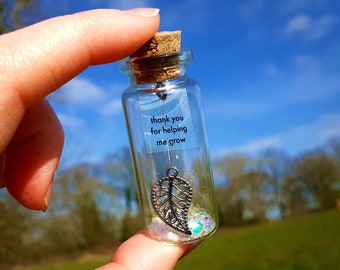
xmin=0 ymin=151 xmax=6 ymax=188
xmin=43 ymin=181 xmax=53 ymax=212
xmin=124 ymin=8 xmax=160 ymax=17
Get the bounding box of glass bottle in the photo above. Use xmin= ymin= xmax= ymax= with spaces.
xmin=120 ymin=49 xmax=218 ymax=244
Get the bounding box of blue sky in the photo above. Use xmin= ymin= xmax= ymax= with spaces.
xmin=39 ymin=0 xmax=340 ymax=167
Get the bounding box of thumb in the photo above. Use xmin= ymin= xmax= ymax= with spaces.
xmin=96 ymin=230 xmax=198 ymax=270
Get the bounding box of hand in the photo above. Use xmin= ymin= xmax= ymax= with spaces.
xmin=0 ymin=8 xmax=196 ymax=269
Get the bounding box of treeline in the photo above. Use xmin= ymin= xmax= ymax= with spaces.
xmin=1 ymin=138 xmax=339 ymax=265
xmin=215 ymin=137 xmax=340 ymax=226
xmin=0 ymin=149 xmax=142 ymax=265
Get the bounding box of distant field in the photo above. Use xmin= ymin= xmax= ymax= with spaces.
xmin=13 ymin=254 xmax=111 ymax=270
xmin=13 ymin=210 xmax=340 ymax=270
xmin=176 ymin=210 xmax=340 ymax=270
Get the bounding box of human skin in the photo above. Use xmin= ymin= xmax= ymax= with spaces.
xmin=0 ymin=8 xmax=196 ymax=270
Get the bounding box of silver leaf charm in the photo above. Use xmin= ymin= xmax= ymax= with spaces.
xmin=151 ymin=168 xmax=193 ymax=235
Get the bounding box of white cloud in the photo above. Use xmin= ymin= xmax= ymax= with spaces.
xmin=57 ymin=113 xmax=85 ymax=129
xmin=206 ymin=54 xmax=340 ymax=120
xmin=285 ymin=14 xmax=311 ymax=35
xmin=286 ymin=54 xmax=340 ymax=102
xmin=227 ymin=137 xmax=282 ymax=156
xmin=206 ymin=99 xmax=271 ymax=120
xmin=220 ymin=113 xmax=340 ymax=156
xmin=100 ymin=99 xmax=122 ymax=115
xmin=285 ymin=114 xmax=340 ymax=142
xmin=53 ymin=77 xmax=107 ymax=104
xmin=276 ymin=114 xmax=340 ymax=155
xmin=284 ymin=14 xmax=338 ymax=40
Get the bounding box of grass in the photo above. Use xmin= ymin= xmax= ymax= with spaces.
xmin=15 ymin=261 xmax=105 ymax=270
xmin=13 ymin=210 xmax=340 ymax=270
xmin=175 ymin=210 xmax=340 ymax=270
xmin=13 ymin=255 xmax=110 ymax=270
xmin=11 ymin=249 xmax=113 ymax=270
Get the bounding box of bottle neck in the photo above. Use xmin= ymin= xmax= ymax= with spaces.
xmin=120 ymin=50 xmax=193 ymax=86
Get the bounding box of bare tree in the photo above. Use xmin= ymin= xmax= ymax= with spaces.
xmin=106 ymin=148 xmax=136 ymax=214
xmin=282 ymin=175 xmax=309 ymax=217
xmin=215 ymin=155 xmax=250 ymax=225
xmin=237 ymin=171 xmax=270 ymax=223
xmin=295 ymin=154 xmax=339 ymax=210
xmin=259 ymin=149 xmax=293 ymax=219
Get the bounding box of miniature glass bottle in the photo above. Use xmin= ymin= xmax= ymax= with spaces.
xmin=120 ymin=48 xmax=218 ymax=244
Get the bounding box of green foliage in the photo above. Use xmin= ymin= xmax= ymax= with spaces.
xmin=119 ymin=212 xmax=143 ymax=242
xmin=75 ymin=192 xmax=106 ymax=247
xmin=0 ymin=162 xmax=128 ymax=264
xmin=0 ymin=195 xmax=29 ymax=264
xmin=176 ymin=210 xmax=340 ymax=270
xmin=53 ymin=166 xmax=119 ymax=249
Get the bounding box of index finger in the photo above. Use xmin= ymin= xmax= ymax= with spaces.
xmin=0 ymin=8 xmax=160 ymax=107
xmin=0 ymin=8 xmax=160 ymax=151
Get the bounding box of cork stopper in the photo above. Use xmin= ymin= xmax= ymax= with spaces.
xmin=131 ymin=31 xmax=181 ymax=57
xmin=130 ymin=31 xmax=182 ymax=84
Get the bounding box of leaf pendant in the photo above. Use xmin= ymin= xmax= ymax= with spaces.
xmin=151 ymin=167 xmax=193 ymax=235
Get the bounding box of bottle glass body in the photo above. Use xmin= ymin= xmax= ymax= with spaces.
xmin=121 ymin=50 xmax=218 ymax=244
